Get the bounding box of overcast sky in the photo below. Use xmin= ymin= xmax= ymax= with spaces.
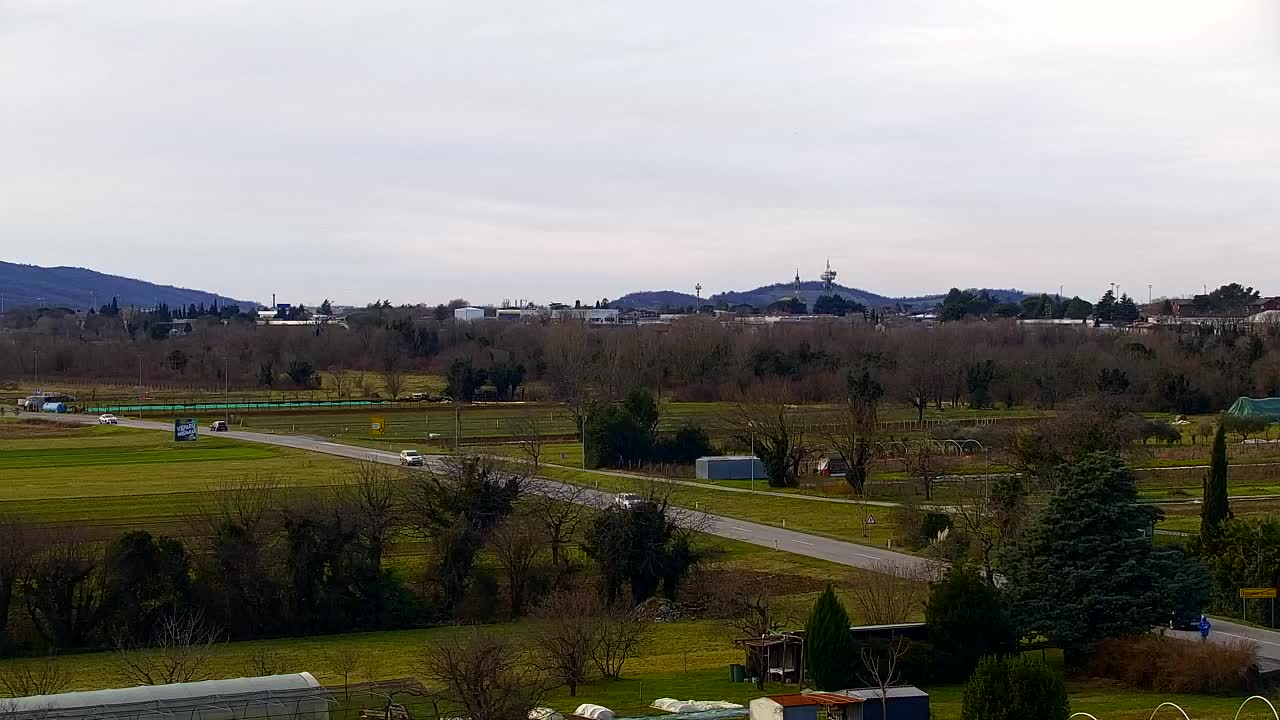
xmin=1 ymin=1 xmax=1277 ymax=306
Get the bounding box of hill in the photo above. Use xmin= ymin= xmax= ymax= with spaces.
xmin=614 ymin=282 xmax=1027 ymax=311
xmin=0 ymin=261 xmax=255 ymax=311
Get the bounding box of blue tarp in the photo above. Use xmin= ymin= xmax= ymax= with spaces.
xmin=1227 ymin=397 xmax=1280 ymax=419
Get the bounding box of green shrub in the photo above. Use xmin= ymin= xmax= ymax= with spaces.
xmin=961 ymin=656 xmax=1068 ymax=720
xmin=926 ymin=565 xmax=1018 ymax=682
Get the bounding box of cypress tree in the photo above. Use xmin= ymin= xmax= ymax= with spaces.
xmin=804 ymin=585 xmax=856 ymax=690
xmin=1201 ymin=420 xmax=1232 ymax=538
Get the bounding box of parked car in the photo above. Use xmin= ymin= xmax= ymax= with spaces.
xmin=1169 ymin=609 xmax=1203 ymax=631
xmin=614 ymin=492 xmax=644 ymax=511
xmin=210 ymin=420 xmax=229 ymax=432
xmin=399 ymin=449 xmax=425 ymax=466
xmin=98 ymin=414 xmax=118 ymax=425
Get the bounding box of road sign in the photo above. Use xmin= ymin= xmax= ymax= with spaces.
xmin=174 ymin=418 xmax=198 ymax=442
xmin=865 ymin=515 xmax=877 ymax=525
xmin=1239 ymin=588 xmax=1277 ymax=599
xmin=370 ymin=416 xmax=386 ymax=437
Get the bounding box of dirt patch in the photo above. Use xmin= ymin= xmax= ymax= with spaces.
xmin=0 ymin=420 xmax=80 ymax=439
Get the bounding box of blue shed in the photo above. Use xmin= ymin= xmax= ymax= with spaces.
xmin=696 ymin=455 xmax=766 ymax=480
xmin=843 ymin=687 xmax=929 ymax=720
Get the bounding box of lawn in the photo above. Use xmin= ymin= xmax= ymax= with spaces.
xmin=0 ymin=424 xmax=358 ymax=525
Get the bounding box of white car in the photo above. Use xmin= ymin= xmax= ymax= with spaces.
xmin=399 ymin=449 xmax=425 ymax=466
xmin=98 ymin=414 xmax=118 ymax=425
xmin=614 ymin=493 xmax=644 ymax=511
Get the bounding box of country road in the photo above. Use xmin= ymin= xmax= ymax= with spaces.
xmin=46 ymin=414 xmax=1280 ymax=668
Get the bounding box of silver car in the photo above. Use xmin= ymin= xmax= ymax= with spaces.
xmin=614 ymin=492 xmax=644 ymax=511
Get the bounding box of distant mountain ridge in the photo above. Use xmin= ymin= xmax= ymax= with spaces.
xmin=0 ymin=261 xmax=256 ymax=310
xmin=615 ymin=282 xmax=1027 ymax=311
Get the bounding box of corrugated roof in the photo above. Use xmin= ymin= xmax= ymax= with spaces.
xmin=766 ymin=694 xmax=862 ymax=707
xmin=842 ymin=687 xmax=928 ymax=700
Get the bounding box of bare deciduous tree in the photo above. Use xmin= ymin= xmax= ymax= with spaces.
xmin=899 ymin=444 xmax=938 ymax=500
xmin=849 ymin=561 xmax=926 ymax=626
xmin=241 ymin=647 xmax=291 ymax=678
xmin=326 ymin=646 xmax=364 ymax=696
xmin=526 ymin=481 xmax=587 ymax=570
xmin=504 ymin=415 xmax=547 ymax=469
xmin=335 ymin=461 xmax=402 ymax=569
xmin=592 ymin=604 xmax=654 ymax=680
xmin=819 ymin=404 xmax=877 ymax=496
xmin=0 ymin=515 xmax=31 ymax=650
xmin=859 ymin=636 xmax=910 ymax=720
xmin=0 ymin=654 xmax=72 ymax=697
xmin=733 ymin=386 xmax=815 ymax=488
xmin=487 ymin=514 xmax=545 ymax=617
xmin=949 ymin=473 xmax=1026 ymax=584
xmin=530 ymin=586 xmax=603 ymax=697
xmin=330 ymin=366 xmax=353 ymax=399
xmin=112 ymin=612 xmax=223 ymax=686
xmin=423 ymin=633 xmax=545 ymax=720
xmin=383 ymin=368 xmax=406 ymax=400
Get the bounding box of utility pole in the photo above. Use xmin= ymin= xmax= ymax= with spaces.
xmin=223 ymin=357 xmax=230 ymax=426
xmin=32 ymin=350 xmax=38 ymax=389
xmin=137 ymin=355 xmax=143 ymax=403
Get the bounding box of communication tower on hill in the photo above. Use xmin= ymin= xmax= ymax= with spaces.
xmin=821 ymin=258 xmax=838 ymax=295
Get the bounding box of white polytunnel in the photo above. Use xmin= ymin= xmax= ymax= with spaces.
xmin=0 ymin=672 xmax=332 ymax=720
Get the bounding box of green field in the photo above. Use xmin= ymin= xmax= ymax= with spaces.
xmin=0 ymin=423 xmax=357 ymax=526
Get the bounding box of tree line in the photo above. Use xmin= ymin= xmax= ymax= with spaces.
xmin=7 ymin=290 xmax=1280 ymax=415
xmin=0 ymin=457 xmax=710 ymax=665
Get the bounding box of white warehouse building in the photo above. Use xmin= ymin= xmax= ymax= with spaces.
xmin=453 ymin=306 xmax=486 ymax=322
xmin=1 ymin=673 xmax=331 ymax=720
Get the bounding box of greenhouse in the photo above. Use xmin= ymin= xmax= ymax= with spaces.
xmin=0 ymin=673 xmax=332 ymax=720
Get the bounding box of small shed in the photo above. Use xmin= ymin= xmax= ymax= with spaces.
xmin=840 ymin=687 xmax=929 ymax=720
xmin=736 ymin=633 xmax=805 ymax=684
xmin=749 ymin=693 xmax=863 ymax=720
xmin=696 ymin=455 xmax=766 ymax=480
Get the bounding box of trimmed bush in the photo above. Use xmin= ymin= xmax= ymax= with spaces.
xmin=1087 ymin=635 xmax=1258 ymax=694
xmin=961 ymin=656 xmax=1068 ymax=720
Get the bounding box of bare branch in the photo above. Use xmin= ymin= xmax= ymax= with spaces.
xmin=111 ymin=612 xmax=223 ymax=686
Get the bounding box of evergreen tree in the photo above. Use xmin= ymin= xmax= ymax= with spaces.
xmin=925 ymin=565 xmax=1018 ymax=682
xmin=1201 ymin=420 xmax=1232 ymax=538
xmin=1002 ymin=452 xmax=1209 ymax=664
xmin=1094 ymin=289 xmax=1116 ymax=322
xmin=804 ymin=586 xmax=856 ymax=690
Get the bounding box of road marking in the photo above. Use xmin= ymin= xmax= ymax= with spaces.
xmin=853 ymin=552 xmax=882 ymax=560
xmin=1218 ymin=630 xmax=1280 ymax=649
xmin=791 ymin=539 xmax=815 ymax=546
xmin=730 ymin=527 xmax=753 ymax=533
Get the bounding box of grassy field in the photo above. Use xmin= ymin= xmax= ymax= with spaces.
xmin=0 ymin=421 xmax=358 ymax=527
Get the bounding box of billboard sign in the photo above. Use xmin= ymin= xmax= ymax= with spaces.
xmin=174 ymin=418 xmax=199 ymax=442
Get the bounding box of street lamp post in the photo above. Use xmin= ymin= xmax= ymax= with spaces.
xmin=32 ymin=350 xmax=38 ymax=390
xmin=750 ymin=429 xmax=755 ymax=492
xmin=137 ymin=355 xmax=143 ymax=414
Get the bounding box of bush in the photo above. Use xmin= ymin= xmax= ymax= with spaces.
xmin=653 ymin=424 xmax=716 ymax=464
xmin=1087 ymin=635 xmax=1258 ymax=694
xmin=961 ymin=655 xmax=1068 ymax=720
xmin=926 ymin=566 xmax=1018 ymax=682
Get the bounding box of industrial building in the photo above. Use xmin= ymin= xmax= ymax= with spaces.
xmin=454 ymin=306 xmax=486 ymax=322
xmin=696 ymin=455 xmax=766 ymax=480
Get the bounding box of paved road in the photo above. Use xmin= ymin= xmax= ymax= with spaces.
xmin=68 ymin=416 xmax=932 ymax=576
xmin=58 ymin=415 xmax=1280 ymax=666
